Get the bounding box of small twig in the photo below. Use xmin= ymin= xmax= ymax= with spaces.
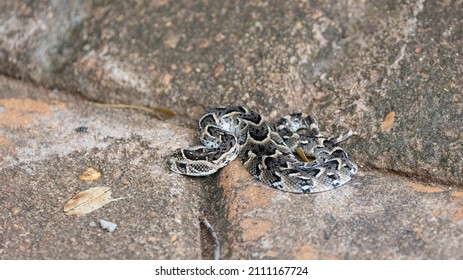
xmin=92 ymin=102 xmax=176 ymax=119
xmin=201 ymin=217 xmax=221 ymax=260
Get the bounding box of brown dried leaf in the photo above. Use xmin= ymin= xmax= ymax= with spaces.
xmin=64 ymin=187 xmax=119 ymax=216
xmin=79 ymin=167 xmax=101 ymax=181
xmin=380 ymin=111 xmax=395 ymax=132
xmin=409 ymin=183 xmax=444 ymax=193
xmin=295 ymin=147 xmax=315 ymax=162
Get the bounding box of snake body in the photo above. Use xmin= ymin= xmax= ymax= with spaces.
xmin=167 ymin=106 xmax=357 ymax=193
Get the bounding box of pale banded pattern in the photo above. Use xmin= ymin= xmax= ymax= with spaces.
xmin=167 ymin=106 xmax=357 ymax=193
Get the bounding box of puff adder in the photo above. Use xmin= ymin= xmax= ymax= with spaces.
xmin=167 ymin=106 xmax=357 ymax=193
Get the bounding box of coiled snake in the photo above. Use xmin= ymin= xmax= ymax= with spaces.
xmin=167 ymin=106 xmax=357 ymax=193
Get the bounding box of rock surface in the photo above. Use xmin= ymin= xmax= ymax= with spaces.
xmin=220 ymin=161 xmax=463 ymax=259
xmin=1 ymin=0 xmax=462 ymax=259
xmin=0 ymin=76 xmax=204 ymax=259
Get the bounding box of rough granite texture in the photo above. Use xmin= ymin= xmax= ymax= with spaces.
xmin=0 ymin=76 xmax=205 ymax=259
xmin=1 ymin=1 xmax=463 ymax=259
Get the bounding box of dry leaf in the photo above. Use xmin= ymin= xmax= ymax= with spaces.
xmin=64 ymin=187 xmax=120 ymax=216
xmin=79 ymin=167 xmax=101 ymax=181
xmin=295 ymin=147 xmax=314 ymax=162
xmin=380 ymin=111 xmax=395 ymax=132
xmin=409 ymin=183 xmax=444 ymax=193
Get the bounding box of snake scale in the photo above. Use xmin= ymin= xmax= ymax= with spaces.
xmin=167 ymin=106 xmax=357 ymax=193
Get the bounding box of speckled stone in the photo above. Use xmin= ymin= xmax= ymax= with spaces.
xmin=1 ymin=0 xmax=463 ymax=259
xmin=1 ymin=0 xmax=462 ymax=189
xmin=218 ymin=160 xmax=463 ymax=259
xmin=0 ymin=76 xmax=203 ymax=259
